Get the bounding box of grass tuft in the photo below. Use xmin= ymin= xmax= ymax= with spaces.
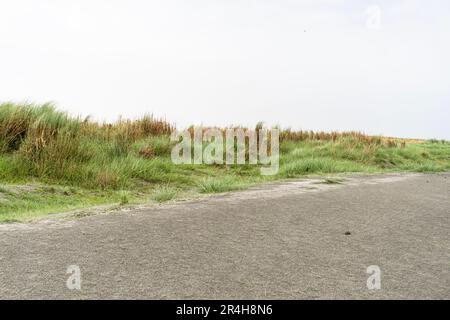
xmin=152 ymin=186 xmax=178 ymax=203
xmin=119 ymin=191 xmax=130 ymax=205
xmin=198 ymin=177 xmax=244 ymax=194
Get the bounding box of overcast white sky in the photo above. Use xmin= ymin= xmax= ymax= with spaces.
xmin=0 ymin=0 xmax=449 ymax=139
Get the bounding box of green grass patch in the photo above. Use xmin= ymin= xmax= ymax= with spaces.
xmin=0 ymin=184 xmax=124 ymax=223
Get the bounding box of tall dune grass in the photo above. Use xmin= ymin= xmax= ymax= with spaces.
xmin=0 ymin=103 xmax=175 ymax=188
xmin=1 ymin=102 xmax=450 ymax=221
xmin=0 ymin=102 xmax=449 ymax=192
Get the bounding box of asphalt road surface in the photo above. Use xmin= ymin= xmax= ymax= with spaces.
xmin=0 ymin=173 xmax=449 ymax=299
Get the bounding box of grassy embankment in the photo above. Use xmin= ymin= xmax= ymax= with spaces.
xmin=1 ymin=103 xmax=449 ymax=222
